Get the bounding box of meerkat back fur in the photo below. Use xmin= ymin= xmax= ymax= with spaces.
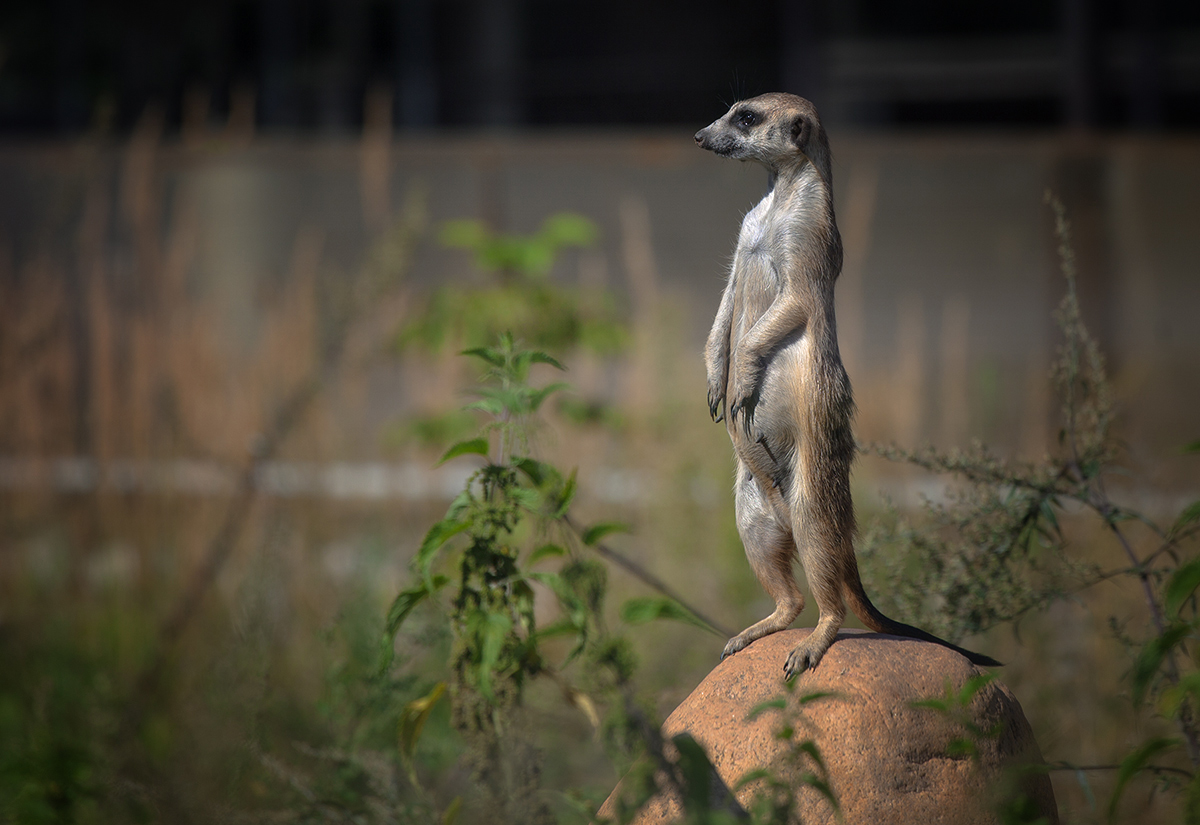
xmin=695 ymin=93 xmax=999 ymax=676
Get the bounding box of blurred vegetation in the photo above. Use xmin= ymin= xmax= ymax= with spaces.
xmin=395 ymin=213 xmax=626 ymax=356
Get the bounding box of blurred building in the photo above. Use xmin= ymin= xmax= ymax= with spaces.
xmin=2 ymin=0 xmax=1198 ymax=135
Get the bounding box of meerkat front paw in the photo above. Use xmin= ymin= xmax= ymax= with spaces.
xmin=728 ymin=354 xmax=761 ymax=425
xmin=728 ymin=374 xmax=759 ymax=436
xmin=721 ymin=633 xmax=753 ymax=661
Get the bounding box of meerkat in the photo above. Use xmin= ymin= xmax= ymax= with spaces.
xmin=695 ymin=93 xmax=1000 ymax=676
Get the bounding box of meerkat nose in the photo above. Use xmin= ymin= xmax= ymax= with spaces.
xmin=694 ymin=131 xmax=705 ymax=145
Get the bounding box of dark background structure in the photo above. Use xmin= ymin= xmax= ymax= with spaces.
xmin=3 ymin=0 xmax=1199 ymax=135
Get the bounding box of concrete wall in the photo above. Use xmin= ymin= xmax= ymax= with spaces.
xmin=1 ymin=130 xmax=1196 ymax=474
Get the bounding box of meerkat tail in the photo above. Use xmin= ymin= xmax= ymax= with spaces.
xmin=841 ymin=570 xmax=1003 ymax=667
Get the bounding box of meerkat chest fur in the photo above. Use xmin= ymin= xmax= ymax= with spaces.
xmin=730 ymin=168 xmax=830 ymax=347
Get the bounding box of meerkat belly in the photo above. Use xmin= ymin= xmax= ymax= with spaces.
xmin=754 ymin=335 xmax=809 ymax=439
xmin=727 ymin=242 xmax=810 ymax=449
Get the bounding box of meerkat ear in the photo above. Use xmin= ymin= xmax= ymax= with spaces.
xmin=790 ymin=116 xmax=810 ymax=150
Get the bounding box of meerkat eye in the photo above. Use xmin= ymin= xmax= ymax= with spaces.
xmin=735 ymin=109 xmax=759 ymax=129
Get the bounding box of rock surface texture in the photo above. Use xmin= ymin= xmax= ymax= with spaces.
xmin=600 ymin=628 xmax=1057 ymax=825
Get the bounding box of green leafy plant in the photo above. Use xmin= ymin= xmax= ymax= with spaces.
xmin=738 ymin=683 xmax=840 ymax=824
xmin=396 ymin=213 xmax=626 ymax=355
xmin=382 ymin=334 xmax=645 ymax=823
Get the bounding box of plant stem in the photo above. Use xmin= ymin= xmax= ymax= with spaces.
xmin=564 ymin=514 xmax=733 ymax=639
xmin=1099 ymin=500 xmax=1200 ymax=767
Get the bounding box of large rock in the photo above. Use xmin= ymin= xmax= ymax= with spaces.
xmin=601 ymin=629 xmax=1057 ymax=825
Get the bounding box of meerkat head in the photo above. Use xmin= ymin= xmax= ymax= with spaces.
xmin=694 ymin=93 xmax=830 ymax=180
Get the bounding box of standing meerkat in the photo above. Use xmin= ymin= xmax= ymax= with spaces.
xmin=695 ymin=93 xmax=999 ymax=676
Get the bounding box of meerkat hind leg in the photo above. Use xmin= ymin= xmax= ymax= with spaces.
xmin=723 ymin=465 xmax=805 ymax=660
xmin=782 ymin=518 xmax=850 ymax=677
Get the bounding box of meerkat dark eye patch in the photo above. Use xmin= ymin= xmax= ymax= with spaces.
xmin=734 ymin=109 xmax=759 ymax=130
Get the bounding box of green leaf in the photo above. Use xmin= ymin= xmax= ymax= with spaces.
xmin=796 ymin=740 xmax=828 ymax=772
xmin=464 ymin=397 xmax=506 ymax=417
xmin=1133 ymin=624 xmax=1194 ymax=704
xmin=528 ymin=543 xmax=566 ymax=565
xmin=1109 ymin=737 xmax=1180 ymax=820
xmin=508 ymin=486 xmax=541 ymax=511
xmin=946 ymin=737 xmax=979 ymax=759
xmin=528 ymin=571 xmax=587 ymax=630
xmin=379 ymin=577 xmax=448 ymax=670
xmin=619 ymin=597 xmax=712 ymax=633
xmin=437 ymin=437 xmax=489 ymax=465
xmin=957 ymin=673 xmax=996 ymax=705
xmin=1167 ymin=559 xmax=1200 ymax=618
xmin=1170 ymin=502 xmax=1200 ymax=540
xmin=416 ymin=519 xmax=470 ymax=581
xmin=796 ymin=691 xmax=839 ymax=706
xmin=529 ymin=618 xmax=580 ymax=642
xmin=552 ymin=469 xmax=577 ymax=518
xmin=528 ymin=381 xmax=570 ymax=413
xmin=477 ymin=612 xmax=514 ymax=700
xmin=526 ymin=570 xmax=564 ymax=592
xmin=527 ymin=350 xmax=566 ymax=371
xmin=441 ymin=797 xmax=463 ymax=825
xmin=445 ymin=488 xmax=473 ymax=522
xmin=1038 ymin=497 xmax=1061 ymax=538
xmin=460 ymin=345 xmax=505 ymax=367
xmin=513 ymin=457 xmax=558 ymax=488
xmin=671 ymin=734 xmax=718 ymax=814
xmin=385 ymin=578 xmax=447 ymax=636
xmin=799 ymin=772 xmax=840 ymax=812
xmin=582 ymin=521 xmax=628 ymax=546
xmin=1159 ymin=672 xmax=1200 ymax=718
xmin=733 ymin=768 xmax=774 ymax=791
xmin=399 ymin=682 xmax=446 ymax=765
xmin=745 ymin=697 xmax=788 ymax=721
xmin=1182 ymin=440 xmax=1200 ymax=455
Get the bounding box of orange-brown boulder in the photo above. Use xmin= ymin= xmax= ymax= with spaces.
xmin=600 ymin=628 xmax=1057 ymax=825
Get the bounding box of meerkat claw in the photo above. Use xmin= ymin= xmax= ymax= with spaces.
xmin=708 ymin=392 xmax=725 ymax=422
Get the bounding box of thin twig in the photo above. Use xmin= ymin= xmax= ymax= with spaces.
xmin=563 ymin=514 xmax=734 ymax=639
xmin=1045 ymin=762 xmax=1193 ymax=779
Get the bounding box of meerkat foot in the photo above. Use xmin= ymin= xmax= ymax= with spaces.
xmin=721 ymin=633 xmax=754 ymax=661
xmin=783 ymin=637 xmax=829 ymax=678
